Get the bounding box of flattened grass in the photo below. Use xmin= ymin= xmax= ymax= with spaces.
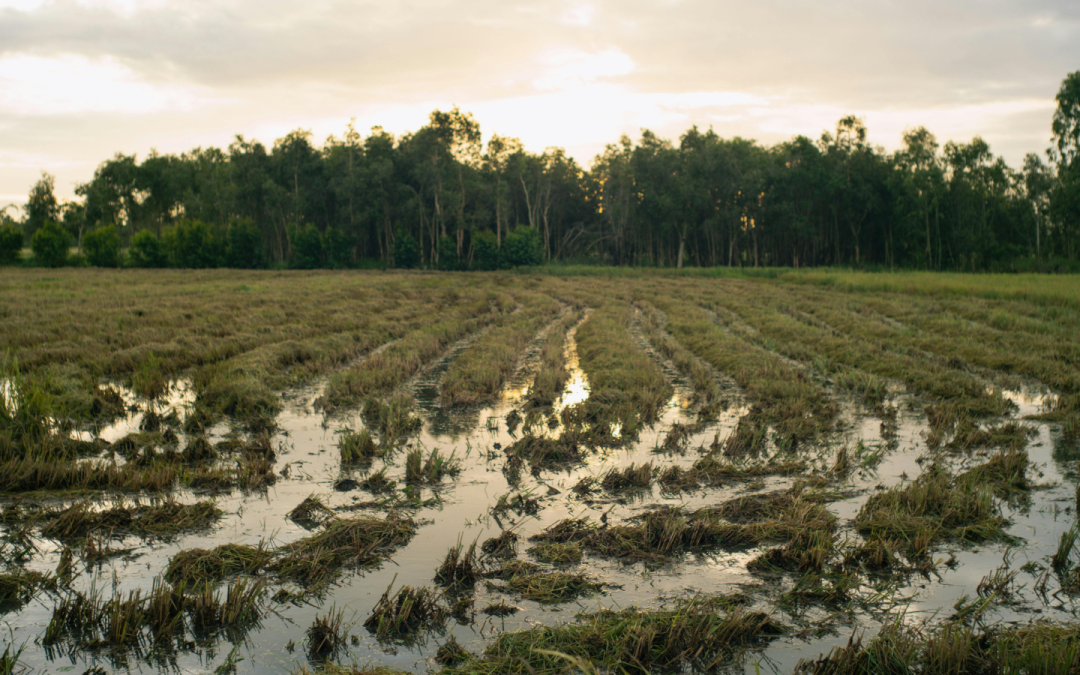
xmin=445 ymin=597 xmax=785 ymax=675
xmin=854 ymin=451 xmax=1030 ymax=550
xmin=39 ymin=498 xmax=221 ymax=539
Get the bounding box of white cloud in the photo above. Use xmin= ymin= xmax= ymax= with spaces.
xmin=0 ymin=53 xmax=218 ymax=115
xmin=530 ymin=46 xmax=635 ymax=91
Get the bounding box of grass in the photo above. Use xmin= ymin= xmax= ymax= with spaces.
xmin=288 ymin=494 xmax=336 ymax=528
xmin=338 ymin=428 xmax=383 ymax=463
xmin=443 ymin=596 xmax=785 ymax=674
xmin=273 ymin=515 xmax=418 ymax=586
xmin=531 ymin=492 xmax=835 ymax=561
xmin=504 ymin=570 xmax=603 ymax=603
xmin=527 ymin=541 xmax=583 ymax=564
xmin=38 ymin=498 xmax=221 ymax=539
xmin=854 ymin=452 xmax=1030 ymax=553
xmin=568 ymin=303 xmax=673 ymax=440
xmin=362 ymin=581 xmax=447 ymax=638
xmin=0 ymin=568 xmax=51 ymax=608
xmin=44 ymin=575 xmax=265 ymax=649
xmin=165 ymin=543 xmax=273 ymax=586
xmin=796 ymin=616 xmax=1080 ymax=675
xmin=307 ymin=606 xmax=347 ymax=657
xmin=435 ymin=539 xmax=481 ymax=587
xmin=404 ymin=447 xmax=461 ymax=484
xmin=440 ymin=293 xmax=563 ymax=406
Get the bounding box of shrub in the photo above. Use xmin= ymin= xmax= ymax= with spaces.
xmin=226 ymin=218 xmax=264 ymax=269
xmin=30 ymin=220 xmax=69 ymax=267
xmin=290 ymin=224 xmax=323 ymax=269
xmin=503 ymin=225 xmax=543 ymax=267
xmin=471 ymin=229 xmax=500 ymax=271
xmin=437 ymin=235 xmax=460 ymax=271
xmin=127 ymin=230 xmax=168 ymax=268
xmin=324 ymin=227 xmax=352 ymax=268
xmin=82 ymin=224 xmax=121 ymax=267
xmin=392 ymin=229 xmax=420 ymax=269
xmin=0 ymin=224 xmax=22 ymax=264
xmin=163 ymin=220 xmax=219 ymax=268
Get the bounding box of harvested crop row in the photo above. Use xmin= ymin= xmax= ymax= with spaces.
xmin=320 ymin=291 xmax=516 ymax=411
xmin=568 ymin=303 xmax=673 ymax=438
xmin=646 ymin=290 xmax=835 ymax=447
xmin=837 ymin=291 xmax=1080 ymax=395
xmin=637 ymin=300 xmax=728 ymax=418
xmin=440 ymin=292 xmax=564 ymax=406
xmin=703 ymin=281 xmax=1009 ymax=422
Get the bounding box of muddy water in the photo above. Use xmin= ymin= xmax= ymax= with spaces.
xmin=3 ymin=346 xmax=1080 ymax=674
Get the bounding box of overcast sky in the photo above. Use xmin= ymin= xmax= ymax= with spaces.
xmin=0 ymin=0 xmax=1076 ymax=208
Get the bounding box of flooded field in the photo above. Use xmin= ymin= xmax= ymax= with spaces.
xmin=2 ymin=268 xmax=1080 ymax=675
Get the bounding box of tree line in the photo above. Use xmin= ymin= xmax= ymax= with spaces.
xmin=3 ymin=72 xmax=1079 ymax=272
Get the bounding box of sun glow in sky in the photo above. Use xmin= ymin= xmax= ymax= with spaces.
xmin=0 ymin=0 xmax=1075 ymax=206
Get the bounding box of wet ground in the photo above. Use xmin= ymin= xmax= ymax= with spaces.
xmin=3 ymin=329 xmax=1078 ymax=675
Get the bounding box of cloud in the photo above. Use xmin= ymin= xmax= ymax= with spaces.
xmin=530 ymin=46 xmax=635 ymax=90
xmin=0 ymin=0 xmax=1076 ymax=206
xmin=0 ymin=53 xmax=218 ymax=115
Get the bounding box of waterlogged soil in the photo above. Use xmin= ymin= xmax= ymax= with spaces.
xmin=3 ymin=333 xmax=1079 ymax=675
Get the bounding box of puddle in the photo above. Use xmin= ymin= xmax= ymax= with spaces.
xmin=552 ymin=312 xmax=591 ymax=414
xmin=3 ymin=365 xmax=1079 ymax=674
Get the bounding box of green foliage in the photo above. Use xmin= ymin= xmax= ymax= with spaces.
xmin=0 ymin=224 xmax=22 ymax=265
xmin=392 ymin=229 xmax=420 ymax=269
xmin=226 ymin=218 xmax=264 ymax=269
xmin=471 ymin=229 xmax=500 ymax=271
xmin=503 ymin=225 xmax=543 ymax=267
xmin=323 ymin=227 xmax=352 ymax=268
xmin=127 ymin=230 xmax=168 ymax=268
xmin=290 ymin=224 xmax=323 ymax=269
xmin=82 ymin=224 xmax=121 ymax=268
xmin=30 ymin=220 xmax=70 ymax=268
xmin=163 ymin=220 xmax=219 ymax=268
xmin=437 ymin=235 xmax=460 ymax=271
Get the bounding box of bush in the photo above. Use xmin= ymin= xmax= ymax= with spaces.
xmin=324 ymin=227 xmax=352 ymax=268
xmin=471 ymin=229 xmax=500 ymax=271
xmin=163 ymin=220 xmax=219 ymax=268
xmin=503 ymin=225 xmax=543 ymax=267
xmin=30 ymin=220 xmax=69 ymax=267
xmin=392 ymin=229 xmax=420 ymax=269
xmin=128 ymin=230 xmax=168 ymax=268
xmin=226 ymin=218 xmax=264 ymax=269
xmin=437 ymin=235 xmax=460 ymax=271
xmin=0 ymin=224 xmax=22 ymax=265
xmin=82 ymin=224 xmax=121 ymax=267
xmin=290 ymin=224 xmax=323 ymax=269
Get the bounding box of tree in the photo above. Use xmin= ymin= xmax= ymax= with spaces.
xmin=471 ymin=229 xmax=500 ymax=270
xmin=25 ymin=172 xmax=59 ymax=241
xmin=163 ymin=220 xmax=219 ymax=268
xmin=324 ymin=227 xmax=352 ymax=268
xmin=437 ymin=235 xmax=460 ymax=271
xmin=503 ymin=225 xmax=543 ymax=267
xmin=392 ymin=228 xmax=420 ymax=269
xmin=82 ymin=224 xmax=121 ymax=267
xmin=0 ymin=224 xmax=22 ymax=264
xmin=30 ymin=220 xmax=69 ymax=267
xmin=128 ymin=230 xmax=168 ymax=268
xmin=226 ymin=218 xmax=264 ymax=269
xmin=1050 ymin=71 xmax=1080 ymax=260
xmin=290 ymin=224 xmax=324 ymax=269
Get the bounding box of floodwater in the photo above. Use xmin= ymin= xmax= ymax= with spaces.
xmin=2 ymin=330 xmax=1079 ymax=675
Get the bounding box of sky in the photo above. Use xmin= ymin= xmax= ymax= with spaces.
xmin=0 ymin=0 xmax=1076 ymax=209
